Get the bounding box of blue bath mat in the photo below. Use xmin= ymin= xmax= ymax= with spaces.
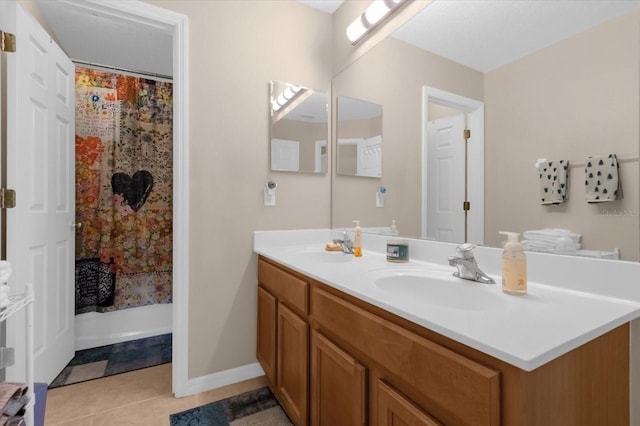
xmin=170 ymin=386 xmax=292 ymax=426
xmin=49 ymin=333 xmax=172 ymax=388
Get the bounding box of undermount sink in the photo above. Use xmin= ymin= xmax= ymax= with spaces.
xmin=299 ymin=251 xmax=353 ymax=263
xmin=362 ymin=267 xmax=507 ymax=311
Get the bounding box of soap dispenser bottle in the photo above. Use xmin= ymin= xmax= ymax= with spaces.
xmin=353 ymin=220 xmax=362 ymax=257
xmin=499 ymin=231 xmax=527 ymax=295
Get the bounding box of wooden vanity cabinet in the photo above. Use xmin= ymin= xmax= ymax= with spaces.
xmin=310 ymin=330 xmax=367 ymax=426
xmin=310 ymin=280 xmax=629 ymax=426
xmin=257 ymin=258 xmax=310 ymax=425
xmin=377 ymin=380 xmax=443 ymax=426
xmin=311 ymin=284 xmax=500 ymax=426
xmin=257 ymin=286 xmax=277 ymax=384
xmin=257 ymin=257 xmax=630 ymax=426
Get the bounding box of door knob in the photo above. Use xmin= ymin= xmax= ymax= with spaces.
xmin=72 ymin=221 xmax=83 ymax=230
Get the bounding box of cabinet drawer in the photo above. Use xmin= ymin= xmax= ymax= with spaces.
xmin=259 ymin=258 xmax=309 ymax=315
xmin=312 ymin=286 xmax=500 ymax=426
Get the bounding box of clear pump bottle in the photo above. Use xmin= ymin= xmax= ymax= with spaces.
xmin=499 ymin=231 xmax=527 ymax=295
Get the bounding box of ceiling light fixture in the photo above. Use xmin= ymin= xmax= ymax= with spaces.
xmin=272 ymin=84 xmax=303 ymax=112
xmin=346 ymin=0 xmax=406 ymax=45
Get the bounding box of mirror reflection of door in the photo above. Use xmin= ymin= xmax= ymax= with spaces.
xmin=426 ymin=113 xmax=466 ymax=243
xmin=422 ymin=87 xmax=485 ymax=245
xmin=336 ymin=95 xmax=383 ymax=178
xmin=271 ymin=139 xmax=300 ymax=172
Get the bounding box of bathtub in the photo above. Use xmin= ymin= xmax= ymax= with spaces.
xmin=75 ymin=303 xmax=173 ymax=350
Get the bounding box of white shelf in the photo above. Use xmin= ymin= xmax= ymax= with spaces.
xmin=1 ymin=284 xmax=34 ymax=426
xmin=0 ymin=293 xmax=34 ymax=323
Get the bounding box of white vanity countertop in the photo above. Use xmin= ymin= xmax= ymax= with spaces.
xmin=254 ymin=229 xmax=640 ymax=371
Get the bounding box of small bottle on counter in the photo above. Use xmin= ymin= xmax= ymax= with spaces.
xmin=353 ymin=220 xmax=362 ymax=257
xmin=499 ymin=231 xmax=527 ymax=295
xmin=391 ymin=219 xmax=398 ymax=235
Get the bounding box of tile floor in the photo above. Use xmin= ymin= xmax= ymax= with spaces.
xmin=45 ymin=364 xmax=268 ymax=425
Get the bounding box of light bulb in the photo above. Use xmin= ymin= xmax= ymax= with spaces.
xmin=346 ymin=15 xmax=368 ymax=43
xmin=364 ymin=0 xmax=390 ymax=26
xmin=283 ymin=86 xmax=295 ymax=100
xmin=346 ymin=0 xmax=406 ymax=45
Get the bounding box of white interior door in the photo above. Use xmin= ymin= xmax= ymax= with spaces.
xmin=426 ymin=114 xmax=466 ymax=243
xmin=3 ymin=1 xmax=76 ymax=384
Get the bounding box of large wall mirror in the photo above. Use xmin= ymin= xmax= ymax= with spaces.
xmin=270 ymin=80 xmax=328 ymax=173
xmin=336 ymin=95 xmax=383 ymax=177
xmin=332 ymin=1 xmax=640 ymax=262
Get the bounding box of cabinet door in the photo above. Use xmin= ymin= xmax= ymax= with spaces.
xmin=377 ymin=380 xmax=442 ymax=426
xmin=311 ymin=331 xmax=367 ymax=426
xmin=257 ymin=286 xmax=277 ymax=386
xmin=278 ymin=303 xmax=309 ymax=426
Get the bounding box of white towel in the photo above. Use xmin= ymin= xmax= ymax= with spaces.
xmin=576 ymin=248 xmax=620 ymax=260
xmin=0 ymin=261 xmax=11 ymax=284
xmin=521 ymin=239 xmax=556 ymax=253
xmin=539 ymin=160 xmax=569 ymax=205
xmin=585 ymin=154 xmax=623 ymax=203
xmin=522 ymin=229 xmax=581 ymax=244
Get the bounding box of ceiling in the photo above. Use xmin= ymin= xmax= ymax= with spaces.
xmin=299 ymin=0 xmax=640 ymax=72
xmin=394 ymin=0 xmax=640 ymax=72
xmin=35 ymin=0 xmax=173 ymax=77
xmin=34 ymin=0 xmax=640 ymax=78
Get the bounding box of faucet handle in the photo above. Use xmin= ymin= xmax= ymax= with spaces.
xmin=456 ymin=243 xmax=476 ymax=259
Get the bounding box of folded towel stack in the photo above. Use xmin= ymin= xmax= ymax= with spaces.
xmin=585 ymin=154 xmax=623 ymax=203
xmin=521 ymin=229 xmax=581 ymax=254
xmin=0 ymin=382 xmax=29 ymax=426
xmin=0 ymin=261 xmax=12 ymax=308
xmin=576 ymin=248 xmax=620 ymax=260
xmin=538 ymin=160 xmax=569 ymax=204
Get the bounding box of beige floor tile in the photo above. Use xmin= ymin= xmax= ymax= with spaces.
xmin=45 ymin=363 xmax=268 ymax=426
xmin=46 ymin=364 xmax=172 ymax=425
xmin=230 ymin=406 xmax=291 ymax=425
xmin=65 ymin=361 xmax=108 ymax=384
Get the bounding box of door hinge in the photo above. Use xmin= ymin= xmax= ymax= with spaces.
xmin=0 ymin=189 xmax=16 ymax=208
xmin=463 ymin=201 xmax=470 ymax=211
xmin=1 ymin=30 xmax=16 ymax=53
xmin=463 ymin=129 xmax=471 ymax=140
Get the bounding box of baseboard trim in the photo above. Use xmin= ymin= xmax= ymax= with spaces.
xmin=175 ymin=362 xmax=265 ymax=398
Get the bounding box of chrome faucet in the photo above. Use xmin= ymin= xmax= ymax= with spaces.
xmin=448 ymin=243 xmax=495 ymax=284
xmin=333 ymin=232 xmax=354 ymax=254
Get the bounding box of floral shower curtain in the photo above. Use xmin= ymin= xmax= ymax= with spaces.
xmin=74 ymin=67 xmax=173 ymax=314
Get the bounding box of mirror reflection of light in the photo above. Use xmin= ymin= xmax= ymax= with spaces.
xmin=365 ymin=1 xmax=391 ymax=26
xmin=346 ymin=16 xmax=368 ymax=43
xmin=347 ymin=0 xmax=406 ymax=44
xmin=272 ymin=84 xmax=302 ymax=112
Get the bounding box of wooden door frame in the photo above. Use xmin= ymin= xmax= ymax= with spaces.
xmin=422 ymin=86 xmax=484 ymax=245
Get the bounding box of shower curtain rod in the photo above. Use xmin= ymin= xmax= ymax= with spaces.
xmin=73 ymin=59 xmax=173 ymax=82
